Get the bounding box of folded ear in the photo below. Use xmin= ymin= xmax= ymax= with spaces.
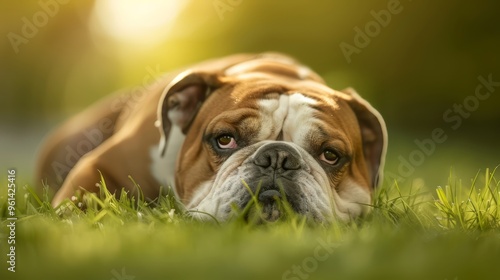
xmin=156 ymin=70 xmax=219 ymax=156
xmin=341 ymin=87 xmax=388 ymax=188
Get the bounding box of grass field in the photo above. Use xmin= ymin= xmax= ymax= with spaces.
xmin=1 ymin=167 xmax=500 ymax=280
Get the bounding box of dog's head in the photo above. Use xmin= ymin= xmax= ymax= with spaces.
xmin=157 ymin=54 xmax=387 ymax=222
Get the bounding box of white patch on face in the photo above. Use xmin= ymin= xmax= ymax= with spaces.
xmin=257 ymin=93 xmax=318 ymax=143
xmin=149 ymin=125 xmax=184 ymax=196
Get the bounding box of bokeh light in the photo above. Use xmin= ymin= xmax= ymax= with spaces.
xmin=89 ymin=0 xmax=188 ymax=49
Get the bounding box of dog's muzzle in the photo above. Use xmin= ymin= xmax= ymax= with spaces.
xmin=246 ymin=143 xmax=306 ymax=221
xmin=189 ymin=141 xmax=334 ymax=223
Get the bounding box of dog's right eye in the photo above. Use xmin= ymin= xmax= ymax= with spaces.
xmin=217 ymin=135 xmax=238 ymax=149
xmin=320 ymin=149 xmax=340 ymax=165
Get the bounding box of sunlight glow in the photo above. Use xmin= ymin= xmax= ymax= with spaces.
xmin=90 ymin=0 xmax=188 ymax=46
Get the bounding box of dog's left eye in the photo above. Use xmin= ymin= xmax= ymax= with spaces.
xmin=217 ymin=135 xmax=238 ymax=149
xmin=320 ymin=149 xmax=340 ymax=165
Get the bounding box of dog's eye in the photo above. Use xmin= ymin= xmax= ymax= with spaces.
xmin=217 ymin=135 xmax=237 ymax=149
xmin=320 ymin=149 xmax=340 ymax=165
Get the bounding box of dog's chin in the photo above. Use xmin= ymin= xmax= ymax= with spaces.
xmin=187 ymin=177 xmax=335 ymax=223
xmin=242 ymin=196 xmax=334 ymax=224
xmin=190 ymin=194 xmax=334 ymax=224
xmin=244 ymin=201 xmax=284 ymax=224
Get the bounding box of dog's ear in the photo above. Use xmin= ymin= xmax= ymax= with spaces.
xmin=156 ymin=70 xmax=219 ymax=156
xmin=340 ymin=87 xmax=388 ymax=188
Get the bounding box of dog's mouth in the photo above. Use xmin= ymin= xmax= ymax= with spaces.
xmin=256 ymin=189 xmax=283 ymax=222
xmin=240 ymin=189 xmax=298 ymax=223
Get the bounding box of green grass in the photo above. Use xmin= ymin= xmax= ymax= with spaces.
xmin=2 ymin=168 xmax=500 ymax=280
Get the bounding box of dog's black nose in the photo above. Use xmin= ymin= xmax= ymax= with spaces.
xmin=253 ymin=143 xmax=302 ymax=171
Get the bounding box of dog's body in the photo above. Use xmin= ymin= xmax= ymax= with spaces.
xmin=36 ymin=53 xmax=387 ymax=222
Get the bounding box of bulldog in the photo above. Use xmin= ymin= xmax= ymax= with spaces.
xmin=35 ymin=52 xmax=387 ymax=222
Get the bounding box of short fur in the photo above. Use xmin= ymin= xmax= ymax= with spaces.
xmin=36 ymin=53 xmax=387 ymax=222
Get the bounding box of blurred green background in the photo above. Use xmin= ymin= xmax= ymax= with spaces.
xmin=1 ymin=0 xmax=499 ymax=188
